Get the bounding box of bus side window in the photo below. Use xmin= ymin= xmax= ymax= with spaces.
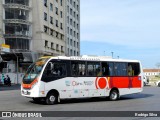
xmin=107 ymin=62 xmax=114 ymax=76
xmin=128 ymin=64 xmax=133 ymax=76
xmin=51 ymin=63 xmax=67 ymax=76
xmin=102 ymin=62 xmax=109 ymax=76
xmin=71 ymin=62 xmax=78 ymax=76
xmin=128 ymin=63 xmax=140 ymax=76
xmin=95 ymin=64 xmax=101 ymax=76
xmin=78 ymin=63 xmax=86 ymax=76
xmin=114 ymin=62 xmax=127 ymax=76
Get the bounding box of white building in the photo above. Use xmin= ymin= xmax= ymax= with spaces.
xmin=0 ymin=0 xmax=80 ymax=56
xmin=143 ymin=69 xmax=160 ymax=76
xmin=65 ymin=0 xmax=80 ymax=56
xmin=0 ymin=0 xmax=80 ymax=82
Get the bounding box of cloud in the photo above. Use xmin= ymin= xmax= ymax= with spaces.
xmin=81 ymin=0 xmax=160 ymax=48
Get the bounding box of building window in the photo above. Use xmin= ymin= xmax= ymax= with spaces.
xmin=68 ymin=38 xmax=69 ymax=44
xmin=77 ymin=33 xmax=79 ymax=39
xmin=50 ymin=29 xmax=53 ymax=36
xmin=60 ymin=23 xmax=63 ymax=30
xmin=70 ymin=19 xmax=72 ymax=25
xmin=70 ymin=8 xmax=72 ymax=15
xmin=60 ymin=11 xmax=63 ymax=18
xmin=50 ymin=3 xmax=53 ymax=11
xmin=61 ymin=46 xmax=64 ymax=52
xmin=70 ymin=39 xmax=72 ymax=46
xmin=56 ymin=7 xmax=58 ymax=15
xmin=77 ymin=24 xmax=79 ymax=29
xmin=70 ymin=29 xmax=72 ymax=35
xmin=74 ymin=2 xmax=76 ymax=8
xmin=51 ymin=42 xmax=54 ymax=49
xmin=44 ymin=26 xmax=48 ymax=33
xmin=50 ymin=16 xmax=53 ymax=24
xmin=68 ymin=48 xmax=69 ymax=55
xmin=67 ymin=6 xmax=69 ymax=13
xmin=56 ymin=20 xmax=58 ymax=27
xmin=67 ymin=27 xmax=69 ymax=34
xmin=77 ymin=14 xmax=79 ymax=20
xmin=74 ymin=21 xmax=76 ymax=27
xmin=70 ymin=49 xmax=72 ymax=55
xmin=67 ymin=16 xmax=69 ymax=24
xmin=56 ymin=44 xmax=59 ymax=51
xmin=44 ymin=0 xmax=47 ymax=7
xmin=56 ymin=32 xmax=59 ymax=38
xmin=61 ymin=34 xmax=63 ymax=40
xmin=74 ymin=51 xmax=76 ymax=56
xmin=44 ymin=12 xmax=47 ymax=21
xmin=60 ymin=0 xmax=63 ymax=6
xmin=70 ymin=0 xmax=72 ymax=5
xmin=45 ymin=40 xmax=48 ymax=47
xmin=77 ymin=42 xmax=79 ymax=48
xmin=74 ymin=12 xmax=76 ymax=18
xmin=74 ymin=41 xmax=76 ymax=47
xmin=77 ymin=5 xmax=79 ymax=11
xmin=74 ymin=31 xmax=76 ymax=37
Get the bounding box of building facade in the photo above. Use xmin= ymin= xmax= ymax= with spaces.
xmin=2 ymin=0 xmax=32 ymax=52
xmin=0 ymin=0 xmax=80 ymax=56
xmin=0 ymin=0 xmax=80 ymax=83
xmin=32 ymin=0 xmax=66 ymax=56
xmin=65 ymin=0 xmax=80 ymax=56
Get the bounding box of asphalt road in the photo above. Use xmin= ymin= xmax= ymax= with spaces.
xmin=0 ymin=85 xmax=160 ymax=120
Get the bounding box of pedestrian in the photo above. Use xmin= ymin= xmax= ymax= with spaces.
xmin=6 ymin=75 xmax=11 ymax=86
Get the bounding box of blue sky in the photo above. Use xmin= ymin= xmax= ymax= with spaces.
xmin=80 ymin=0 xmax=160 ymax=68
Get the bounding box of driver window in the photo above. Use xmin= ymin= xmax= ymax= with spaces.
xmin=44 ymin=61 xmax=66 ymax=77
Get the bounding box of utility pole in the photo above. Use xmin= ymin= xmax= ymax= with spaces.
xmin=13 ymin=52 xmax=18 ymax=84
xmin=104 ymin=51 xmax=105 ymax=56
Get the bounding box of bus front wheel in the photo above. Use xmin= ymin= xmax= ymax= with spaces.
xmin=109 ymin=90 xmax=119 ymax=101
xmin=46 ymin=92 xmax=58 ymax=105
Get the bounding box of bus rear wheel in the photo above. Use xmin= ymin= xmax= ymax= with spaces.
xmin=109 ymin=90 xmax=119 ymax=101
xmin=46 ymin=92 xmax=58 ymax=105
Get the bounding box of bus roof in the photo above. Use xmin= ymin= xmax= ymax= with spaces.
xmin=46 ymin=55 xmax=141 ymax=63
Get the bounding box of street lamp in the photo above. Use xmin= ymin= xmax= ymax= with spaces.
xmin=111 ymin=52 xmax=114 ymax=58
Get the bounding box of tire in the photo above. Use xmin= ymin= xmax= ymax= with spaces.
xmin=158 ymin=83 xmax=160 ymax=87
xmin=109 ymin=90 xmax=119 ymax=101
xmin=46 ymin=92 xmax=58 ymax=105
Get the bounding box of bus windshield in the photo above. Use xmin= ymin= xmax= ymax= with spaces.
xmin=23 ymin=58 xmax=49 ymax=84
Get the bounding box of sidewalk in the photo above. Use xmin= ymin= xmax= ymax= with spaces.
xmin=0 ymin=84 xmax=21 ymax=91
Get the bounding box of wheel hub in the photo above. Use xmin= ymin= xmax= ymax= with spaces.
xmin=111 ymin=92 xmax=117 ymax=100
xmin=50 ymin=96 xmax=55 ymax=102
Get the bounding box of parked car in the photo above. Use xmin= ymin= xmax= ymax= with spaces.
xmin=143 ymin=75 xmax=149 ymax=86
xmin=155 ymin=80 xmax=160 ymax=87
